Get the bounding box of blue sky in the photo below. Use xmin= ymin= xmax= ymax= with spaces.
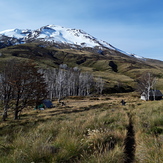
xmin=1 ymin=0 xmax=163 ymax=60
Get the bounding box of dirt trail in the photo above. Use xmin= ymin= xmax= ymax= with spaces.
xmin=124 ymin=114 xmax=136 ymax=163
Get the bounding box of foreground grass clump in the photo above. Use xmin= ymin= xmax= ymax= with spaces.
xmin=1 ymin=94 xmax=163 ymax=162
xmin=0 ymin=96 xmax=128 ymax=163
xmin=134 ymin=100 xmax=163 ymax=162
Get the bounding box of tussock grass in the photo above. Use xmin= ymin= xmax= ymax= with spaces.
xmin=0 ymin=95 xmax=127 ymax=163
xmin=132 ymin=100 xmax=163 ymax=163
xmin=1 ymin=94 xmax=163 ymax=162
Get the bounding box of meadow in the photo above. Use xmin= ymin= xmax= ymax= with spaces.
xmin=0 ymin=93 xmax=163 ymax=163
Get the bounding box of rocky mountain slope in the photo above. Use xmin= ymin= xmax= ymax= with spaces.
xmin=0 ymin=25 xmax=144 ymax=60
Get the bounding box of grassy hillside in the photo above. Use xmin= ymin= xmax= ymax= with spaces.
xmin=1 ymin=44 xmax=163 ymax=162
xmin=0 ymin=43 xmax=163 ymax=91
xmin=1 ymin=93 xmax=163 ymax=162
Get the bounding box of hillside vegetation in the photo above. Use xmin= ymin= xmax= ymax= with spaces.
xmin=1 ymin=93 xmax=163 ymax=162
xmin=1 ymin=43 xmax=163 ymax=162
xmin=1 ymin=43 xmax=163 ymax=91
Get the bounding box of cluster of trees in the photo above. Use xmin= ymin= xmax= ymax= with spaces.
xmin=0 ymin=60 xmax=104 ymax=120
xmin=0 ymin=60 xmax=47 ymax=120
xmin=42 ymin=66 xmax=104 ymax=101
xmin=0 ymin=59 xmax=159 ymax=121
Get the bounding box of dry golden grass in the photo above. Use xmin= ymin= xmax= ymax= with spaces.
xmin=1 ymin=93 xmax=163 ymax=162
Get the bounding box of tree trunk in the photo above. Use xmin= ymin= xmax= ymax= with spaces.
xmin=2 ymin=106 xmax=8 ymax=121
xmin=2 ymin=111 xmax=7 ymax=121
xmin=14 ymin=94 xmax=20 ymax=120
xmin=14 ymin=108 xmax=19 ymax=120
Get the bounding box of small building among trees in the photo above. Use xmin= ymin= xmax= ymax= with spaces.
xmin=141 ymin=90 xmax=163 ymax=101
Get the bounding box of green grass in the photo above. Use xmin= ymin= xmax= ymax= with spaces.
xmin=0 ymin=95 xmax=126 ymax=163
xmin=1 ymin=42 xmax=163 ymax=92
xmin=1 ymin=42 xmax=163 ymax=162
xmin=1 ymin=94 xmax=163 ymax=162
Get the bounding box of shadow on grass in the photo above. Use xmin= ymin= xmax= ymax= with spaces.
xmin=124 ymin=113 xmax=136 ymax=163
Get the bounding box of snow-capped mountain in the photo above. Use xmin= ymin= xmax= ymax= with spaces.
xmin=0 ymin=25 xmax=144 ymax=60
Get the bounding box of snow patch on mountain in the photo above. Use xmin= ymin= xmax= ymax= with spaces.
xmin=0 ymin=25 xmax=144 ymax=60
xmin=0 ymin=28 xmax=31 ymax=39
xmin=37 ymin=25 xmax=104 ymax=48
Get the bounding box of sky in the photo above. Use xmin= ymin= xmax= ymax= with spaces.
xmin=1 ymin=0 xmax=163 ymax=60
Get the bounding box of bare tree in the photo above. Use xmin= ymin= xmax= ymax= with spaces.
xmin=55 ymin=69 xmax=67 ymax=102
xmin=95 ymin=77 xmax=104 ymax=94
xmin=0 ymin=61 xmax=15 ymax=121
xmin=0 ymin=60 xmax=47 ymax=120
xmin=42 ymin=68 xmax=56 ymax=100
xmin=137 ymin=72 xmax=157 ymax=101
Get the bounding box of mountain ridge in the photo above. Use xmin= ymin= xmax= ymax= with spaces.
xmin=0 ymin=25 xmax=144 ymax=60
